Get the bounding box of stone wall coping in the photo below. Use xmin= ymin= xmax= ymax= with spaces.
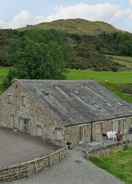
xmin=88 ymin=142 xmax=120 ymax=153
xmin=86 ymin=141 xmax=132 ymax=157
xmin=85 ymin=141 xmax=129 ymax=154
xmin=0 ymin=147 xmax=66 ymax=171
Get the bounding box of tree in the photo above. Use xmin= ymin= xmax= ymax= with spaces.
xmin=5 ymin=29 xmax=69 ymax=87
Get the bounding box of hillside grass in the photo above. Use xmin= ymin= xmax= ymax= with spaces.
xmin=0 ymin=67 xmax=10 ymax=93
xmin=66 ymin=69 xmax=132 ymax=83
xmin=111 ymin=55 xmax=132 ymax=69
xmin=66 ymin=69 xmax=132 ymax=103
xmin=102 ymin=82 xmax=132 ymax=103
xmin=90 ymin=148 xmax=132 ymax=184
xmin=0 ymin=68 xmax=132 ymax=103
xmin=5 ymin=20 xmax=132 ymax=71
xmin=21 ymin=19 xmax=117 ymax=35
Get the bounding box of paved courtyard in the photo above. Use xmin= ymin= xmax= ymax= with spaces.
xmin=8 ymin=149 xmax=124 ymax=184
xmin=0 ymin=127 xmax=124 ymax=184
xmin=0 ymin=128 xmax=57 ymax=169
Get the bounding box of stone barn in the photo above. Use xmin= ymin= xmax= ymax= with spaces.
xmin=0 ymin=80 xmax=132 ymax=146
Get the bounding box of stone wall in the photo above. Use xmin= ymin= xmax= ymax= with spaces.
xmin=86 ymin=142 xmax=132 ymax=158
xmin=90 ymin=144 xmax=122 ymax=157
xmin=0 ymin=80 xmax=132 ymax=147
xmin=0 ymin=81 xmax=64 ymax=146
xmin=64 ymin=124 xmax=91 ymax=145
xmin=0 ymin=148 xmax=66 ymax=182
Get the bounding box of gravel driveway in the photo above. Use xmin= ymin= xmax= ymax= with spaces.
xmin=8 ymin=149 xmax=124 ymax=184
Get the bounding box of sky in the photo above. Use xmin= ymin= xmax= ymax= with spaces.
xmin=0 ymin=0 xmax=132 ymax=32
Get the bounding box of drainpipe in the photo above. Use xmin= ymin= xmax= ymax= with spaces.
xmin=90 ymin=122 xmax=93 ymax=142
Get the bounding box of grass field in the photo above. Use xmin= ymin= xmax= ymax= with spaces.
xmin=66 ymin=69 xmax=132 ymax=83
xmin=66 ymin=69 xmax=132 ymax=103
xmin=0 ymin=68 xmax=9 ymax=93
xmin=0 ymin=68 xmax=132 ymax=103
xmin=90 ymin=148 xmax=132 ymax=184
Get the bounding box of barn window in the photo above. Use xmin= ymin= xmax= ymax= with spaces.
xmin=21 ymin=96 xmax=26 ymax=106
xmin=7 ymin=94 xmax=12 ymax=104
xmin=122 ymin=119 xmax=126 ymax=131
xmin=118 ymin=120 xmax=121 ymax=129
xmin=19 ymin=118 xmax=31 ymax=133
xmin=42 ymin=90 xmax=49 ymax=96
xmin=128 ymin=127 xmax=132 ymax=134
xmin=10 ymin=114 xmax=15 ymax=128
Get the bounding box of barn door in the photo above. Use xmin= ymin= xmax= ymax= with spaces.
xmin=80 ymin=126 xmax=84 ymax=142
xmin=19 ymin=118 xmax=30 ymax=133
xmin=23 ymin=119 xmax=30 ymax=133
xmin=80 ymin=126 xmax=91 ymax=142
xmin=113 ymin=120 xmax=118 ymax=132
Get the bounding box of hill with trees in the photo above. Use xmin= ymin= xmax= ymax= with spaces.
xmin=4 ymin=29 xmax=69 ymax=87
xmin=0 ymin=19 xmax=132 ymax=72
xmin=23 ymin=19 xmax=118 ymax=35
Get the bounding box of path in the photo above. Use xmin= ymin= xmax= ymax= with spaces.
xmin=8 ymin=149 xmax=124 ymax=184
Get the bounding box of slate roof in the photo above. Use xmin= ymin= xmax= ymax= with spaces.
xmin=19 ymin=80 xmax=132 ymax=126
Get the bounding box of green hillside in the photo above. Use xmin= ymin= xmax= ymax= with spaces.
xmin=65 ymin=69 xmax=132 ymax=103
xmin=0 ymin=19 xmax=132 ymax=71
xmin=0 ymin=68 xmax=131 ymax=103
xmin=111 ymin=55 xmax=132 ymax=69
xmin=0 ymin=19 xmax=131 ymax=104
xmin=24 ymin=19 xmax=118 ymax=35
xmin=0 ymin=67 xmax=9 ymax=93
xmin=24 ymin=19 xmax=132 ymax=71
xmin=66 ymin=70 xmax=132 ymax=83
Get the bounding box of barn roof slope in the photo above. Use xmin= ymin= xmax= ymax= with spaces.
xmin=18 ymin=80 xmax=132 ymax=126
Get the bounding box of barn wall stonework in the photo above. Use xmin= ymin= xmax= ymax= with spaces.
xmin=64 ymin=124 xmax=91 ymax=145
xmin=0 ymin=81 xmax=132 ymax=147
xmin=0 ymin=81 xmax=64 ymax=146
xmin=64 ymin=117 xmax=132 ymax=145
xmin=1 ymin=80 xmax=132 ymax=182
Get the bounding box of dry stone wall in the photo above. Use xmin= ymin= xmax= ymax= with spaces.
xmin=0 ymin=81 xmax=64 ymax=146
xmin=0 ymin=148 xmax=65 ymax=182
xmin=86 ymin=142 xmax=132 ymax=158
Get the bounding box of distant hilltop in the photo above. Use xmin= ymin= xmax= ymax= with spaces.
xmin=22 ymin=18 xmax=120 ymax=35
xmin=0 ymin=18 xmax=132 ymax=71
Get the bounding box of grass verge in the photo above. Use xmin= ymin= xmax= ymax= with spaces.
xmin=90 ymin=148 xmax=132 ymax=184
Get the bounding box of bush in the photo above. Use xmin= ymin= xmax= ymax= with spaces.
xmin=4 ymin=29 xmax=70 ymax=87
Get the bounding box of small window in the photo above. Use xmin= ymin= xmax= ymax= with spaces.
xmin=22 ymin=96 xmax=25 ymax=106
xmin=118 ymin=119 xmax=122 ymax=130
xmin=7 ymin=94 xmax=12 ymax=104
xmin=42 ymin=90 xmax=49 ymax=96
xmin=10 ymin=114 xmax=15 ymax=128
xmin=129 ymin=128 xmax=132 ymax=134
